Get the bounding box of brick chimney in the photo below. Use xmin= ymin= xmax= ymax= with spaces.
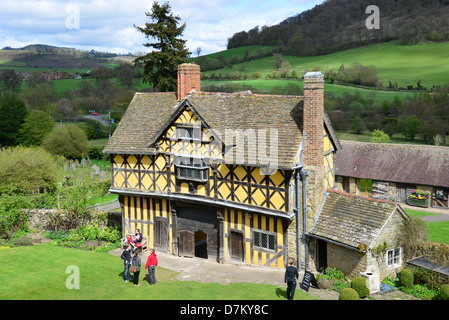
xmin=303 ymin=71 xmax=324 ymax=169
xmin=177 ymin=63 xmax=201 ymax=101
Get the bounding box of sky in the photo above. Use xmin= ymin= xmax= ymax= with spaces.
xmin=0 ymin=0 xmax=324 ymax=55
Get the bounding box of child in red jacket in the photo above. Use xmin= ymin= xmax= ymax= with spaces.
xmin=145 ymin=249 xmax=158 ymax=285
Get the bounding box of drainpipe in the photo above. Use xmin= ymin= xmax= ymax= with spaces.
xmin=294 ymin=167 xmax=301 ymax=271
xmin=300 ymin=169 xmax=310 ymax=271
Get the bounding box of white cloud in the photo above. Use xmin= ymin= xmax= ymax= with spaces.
xmin=0 ymin=0 xmax=325 ymax=54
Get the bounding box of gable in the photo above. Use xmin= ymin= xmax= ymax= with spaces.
xmin=152 ymin=103 xmax=222 ymax=159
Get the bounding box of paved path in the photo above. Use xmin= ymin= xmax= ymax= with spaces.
xmin=109 ymin=248 xmax=419 ymax=300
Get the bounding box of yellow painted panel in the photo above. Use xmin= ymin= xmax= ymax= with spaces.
xmin=234 ymin=185 xmax=248 ymax=204
xmin=252 ymin=187 xmax=265 ymax=207
xmin=141 ymin=174 xmax=152 ymax=190
xmin=161 ymin=198 xmax=167 ymax=218
xmin=155 ymin=154 xmax=166 ymax=170
xmin=270 ymin=170 xmax=284 ymax=187
xmin=124 ymin=196 xmax=129 ymax=219
xmin=270 ymin=191 xmax=284 ymax=210
xmin=237 ymin=211 xmax=242 ymax=230
xmin=128 ymin=155 xmax=137 ymax=168
xmin=224 ymin=209 xmax=228 ymax=260
xmin=155 ymin=200 xmax=160 ymax=217
xmin=197 ymin=184 xmax=206 ymax=196
xmin=218 ymin=164 xmax=229 ymax=178
xmin=218 ymin=183 xmax=231 ymax=200
xmin=245 ymin=213 xmax=251 ymax=265
xmin=114 ymin=154 xmax=124 ymax=167
xmin=143 ymin=198 xmax=148 ymax=221
xmin=128 ymin=172 xmax=139 ymax=189
xmin=234 ymin=166 xmax=246 ymax=181
xmin=261 ymin=251 xmax=266 ymax=266
xmin=253 ymin=168 xmax=265 ymax=184
xmin=180 ymin=182 xmax=189 ymax=193
xmin=141 ymin=155 xmax=152 ymax=170
xmin=114 ymin=172 xmax=125 ymax=188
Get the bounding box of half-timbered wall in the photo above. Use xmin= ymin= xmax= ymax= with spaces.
xmin=224 ymin=208 xmax=286 ymax=268
xmin=123 ymin=196 xmax=172 ymax=253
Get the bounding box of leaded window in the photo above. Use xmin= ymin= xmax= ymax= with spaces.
xmin=253 ymin=230 xmax=275 ymax=251
xmin=175 ymin=157 xmax=208 ymax=182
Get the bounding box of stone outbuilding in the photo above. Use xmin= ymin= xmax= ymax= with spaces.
xmin=308 ymin=189 xmax=410 ymax=286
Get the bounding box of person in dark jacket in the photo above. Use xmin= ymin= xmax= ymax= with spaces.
xmin=120 ymin=244 xmax=132 ymax=283
xmin=284 ymin=258 xmax=299 ymax=300
xmin=132 ymin=251 xmax=141 ymax=286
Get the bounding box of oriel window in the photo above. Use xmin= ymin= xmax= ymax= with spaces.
xmin=175 ymin=156 xmax=208 ymax=182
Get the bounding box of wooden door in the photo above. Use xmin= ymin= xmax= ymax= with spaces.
xmin=179 ymin=230 xmax=194 ymax=258
xmin=230 ymin=231 xmax=244 ymax=262
xmin=395 ymin=184 xmax=406 ymax=202
xmin=154 ymin=217 xmax=168 ymax=251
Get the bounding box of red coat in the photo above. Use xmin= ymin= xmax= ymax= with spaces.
xmin=145 ymin=253 xmax=158 ymax=269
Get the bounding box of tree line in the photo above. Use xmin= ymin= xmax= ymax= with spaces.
xmin=227 ymin=0 xmax=449 ymax=56
xmin=326 ymin=89 xmax=449 ymax=145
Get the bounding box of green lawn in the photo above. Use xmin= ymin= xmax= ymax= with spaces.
xmin=404 ymin=209 xmax=449 ymax=245
xmin=0 ymin=243 xmax=316 ymax=300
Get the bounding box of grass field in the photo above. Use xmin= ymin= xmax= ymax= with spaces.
xmin=0 ymin=243 xmax=315 ymax=300
xmin=200 ymin=41 xmax=449 ymax=89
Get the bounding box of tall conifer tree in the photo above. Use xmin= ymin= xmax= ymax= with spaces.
xmin=134 ymin=1 xmax=191 ymax=92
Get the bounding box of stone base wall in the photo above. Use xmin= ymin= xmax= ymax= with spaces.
xmin=27 ymin=209 xmax=122 ymax=233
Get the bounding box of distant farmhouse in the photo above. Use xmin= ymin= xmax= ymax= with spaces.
xmin=335 ymin=141 xmax=449 ymax=209
xmin=104 ymin=64 xmax=410 ymax=285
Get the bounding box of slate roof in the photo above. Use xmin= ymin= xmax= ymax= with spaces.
xmin=308 ymin=189 xmax=408 ymax=251
xmin=104 ymin=91 xmax=340 ymax=169
xmin=335 ymin=140 xmax=449 ymax=188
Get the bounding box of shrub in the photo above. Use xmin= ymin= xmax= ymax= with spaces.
xmin=439 ymin=285 xmax=449 ymax=300
xmin=398 ymin=269 xmax=414 ymax=288
xmin=0 ymin=146 xmax=61 ymax=195
xmin=339 ymin=288 xmax=359 ymax=300
xmin=351 ymin=277 xmax=370 ymax=298
xmin=42 ymin=124 xmax=90 ymax=160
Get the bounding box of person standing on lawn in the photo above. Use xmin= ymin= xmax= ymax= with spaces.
xmin=120 ymin=244 xmax=132 ymax=283
xmin=284 ymin=258 xmax=299 ymax=300
xmin=132 ymin=250 xmax=141 ymax=286
xmin=145 ymin=248 xmax=158 ymax=285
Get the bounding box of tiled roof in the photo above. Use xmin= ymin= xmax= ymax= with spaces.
xmin=104 ymin=91 xmax=339 ymax=169
xmin=103 ymin=92 xmax=178 ymax=155
xmin=308 ymin=189 xmax=405 ymax=250
xmin=335 ymin=140 xmax=449 ymax=188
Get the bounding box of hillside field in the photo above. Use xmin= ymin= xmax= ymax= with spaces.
xmin=195 ymin=41 xmax=449 ymax=96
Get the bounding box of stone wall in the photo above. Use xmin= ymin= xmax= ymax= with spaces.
xmin=27 ymin=209 xmax=122 ymax=233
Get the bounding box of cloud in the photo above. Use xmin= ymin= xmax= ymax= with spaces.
xmin=0 ymin=0 xmax=325 ymax=54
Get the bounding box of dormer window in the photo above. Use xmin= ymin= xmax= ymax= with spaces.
xmin=175 ymin=156 xmax=208 ymax=182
